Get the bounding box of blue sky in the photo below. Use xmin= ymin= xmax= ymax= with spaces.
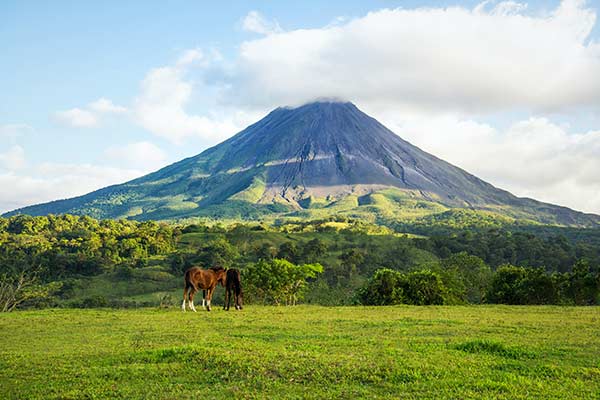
xmin=2 ymin=0 xmax=600 ymax=213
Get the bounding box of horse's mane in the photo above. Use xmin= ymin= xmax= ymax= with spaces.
xmin=209 ymin=266 xmax=225 ymax=272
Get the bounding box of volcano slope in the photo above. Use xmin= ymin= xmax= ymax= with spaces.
xmin=6 ymin=101 xmax=600 ymax=227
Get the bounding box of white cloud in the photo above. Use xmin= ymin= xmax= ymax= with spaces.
xmin=0 ymin=143 xmax=152 ymax=213
xmin=0 ymin=145 xmax=26 ymax=170
xmin=88 ymin=97 xmax=128 ymax=114
xmin=0 ymin=163 xmax=145 ymax=214
xmin=54 ymin=98 xmax=128 ymax=128
xmin=475 ymin=1 xmax=528 ymax=16
xmin=379 ymin=112 xmax=600 ymax=214
xmin=223 ymin=0 xmax=600 ymax=114
xmin=104 ymin=141 xmax=167 ymax=170
xmin=241 ymin=11 xmax=282 ymax=35
xmin=175 ymin=48 xmax=205 ymax=67
xmin=54 ymin=107 xmax=98 ymax=127
xmin=132 ymin=54 xmax=258 ymax=144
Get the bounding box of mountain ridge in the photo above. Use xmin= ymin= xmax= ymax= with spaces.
xmin=5 ymin=101 xmax=600 ymax=227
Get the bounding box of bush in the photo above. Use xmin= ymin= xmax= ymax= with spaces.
xmin=486 ymin=265 xmax=561 ymax=305
xmin=244 ymin=259 xmax=323 ymax=305
xmin=357 ymin=268 xmax=405 ymax=305
xmin=358 ymin=268 xmax=449 ymax=305
xmin=404 ymin=270 xmax=447 ymax=305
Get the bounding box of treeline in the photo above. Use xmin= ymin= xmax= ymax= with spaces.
xmin=358 ymin=253 xmax=600 ymax=306
xmin=417 ymin=229 xmax=600 ymax=272
xmin=1 ymin=214 xmax=177 ymax=279
xmin=0 ymin=215 xmax=178 ymax=310
xmin=2 ymin=215 xmax=600 ymax=309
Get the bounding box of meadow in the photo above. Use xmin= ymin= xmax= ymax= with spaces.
xmin=1 ymin=305 xmax=599 ymax=399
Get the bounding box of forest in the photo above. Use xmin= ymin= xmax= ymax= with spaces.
xmin=1 ymin=214 xmax=599 ymax=311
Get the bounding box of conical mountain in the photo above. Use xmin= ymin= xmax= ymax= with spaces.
xmin=5 ymin=101 xmax=600 ymax=226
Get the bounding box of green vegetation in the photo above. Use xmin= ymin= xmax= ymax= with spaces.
xmin=1 ymin=215 xmax=599 ymax=310
xmin=245 ymin=259 xmax=323 ymax=305
xmin=1 ymin=306 xmax=599 ymax=399
xmin=359 ymin=262 xmax=599 ymax=306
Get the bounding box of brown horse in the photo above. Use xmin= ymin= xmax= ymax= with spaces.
xmin=182 ymin=266 xmax=226 ymax=312
xmin=223 ymin=268 xmax=243 ymax=311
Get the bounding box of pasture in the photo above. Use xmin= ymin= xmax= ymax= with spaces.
xmin=1 ymin=305 xmax=599 ymax=399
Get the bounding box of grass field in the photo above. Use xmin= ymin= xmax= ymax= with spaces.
xmin=1 ymin=306 xmax=599 ymax=399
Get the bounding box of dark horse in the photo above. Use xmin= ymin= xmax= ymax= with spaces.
xmin=182 ymin=266 xmax=225 ymax=312
xmin=223 ymin=268 xmax=243 ymax=311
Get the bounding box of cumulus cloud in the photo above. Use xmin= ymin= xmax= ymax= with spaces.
xmin=132 ymin=51 xmax=259 ymax=144
xmin=104 ymin=141 xmax=167 ymax=170
xmin=88 ymin=98 xmax=128 ymax=114
xmin=55 ymin=98 xmax=128 ymax=128
xmin=0 ymin=143 xmax=157 ymax=213
xmin=241 ymin=11 xmax=282 ymax=35
xmin=54 ymin=107 xmax=98 ymax=127
xmin=378 ymin=112 xmax=600 ymax=214
xmin=223 ymin=0 xmax=600 ymax=114
xmin=0 ymin=163 xmax=144 ymax=213
xmin=0 ymin=145 xmax=26 ymax=170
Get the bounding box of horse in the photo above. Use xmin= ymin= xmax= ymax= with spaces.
xmin=182 ymin=266 xmax=226 ymax=312
xmin=223 ymin=268 xmax=243 ymax=311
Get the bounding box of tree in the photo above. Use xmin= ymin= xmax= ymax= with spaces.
xmin=404 ymin=270 xmax=447 ymax=305
xmin=486 ymin=265 xmax=526 ymax=304
xmin=441 ymin=252 xmax=492 ymax=304
xmin=339 ymin=249 xmax=365 ymax=276
xmin=357 ymin=268 xmax=405 ymax=305
xmin=196 ymin=238 xmax=239 ymax=268
xmin=358 ymin=268 xmax=449 ymax=306
xmin=300 ymin=238 xmax=327 ymax=263
xmin=0 ymin=269 xmax=61 ymax=312
xmin=277 ymin=242 xmax=299 ymax=263
xmin=567 ymin=260 xmax=599 ymax=305
xmin=244 ymin=259 xmax=323 ymax=305
xmin=254 ymin=242 xmax=277 ymax=261
xmin=517 ymin=267 xmax=558 ymax=304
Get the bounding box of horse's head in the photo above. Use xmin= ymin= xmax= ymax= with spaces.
xmin=210 ymin=266 xmax=227 ymax=286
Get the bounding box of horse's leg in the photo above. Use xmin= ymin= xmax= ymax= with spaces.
xmin=189 ymin=288 xmax=198 ymax=312
xmin=224 ymin=288 xmax=230 ymax=311
xmin=202 ymin=290 xmax=206 ymax=309
xmin=182 ymin=285 xmax=188 ymax=312
xmin=206 ymin=288 xmax=212 ymax=311
xmin=235 ymin=291 xmax=241 ymax=310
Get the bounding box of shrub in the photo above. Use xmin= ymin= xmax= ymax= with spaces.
xmin=358 ymin=268 xmax=449 ymax=305
xmin=244 ymin=259 xmax=323 ymax=305
xmin=357 ymin=268 xmax=405 ymax=305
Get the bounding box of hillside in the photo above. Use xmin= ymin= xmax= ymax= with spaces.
xmin=5 ymin=101 xmax=600 ymax=227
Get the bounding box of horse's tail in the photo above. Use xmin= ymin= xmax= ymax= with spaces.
xmin=232 ymin=269 xmax=242 ymax=296
xmin=184 ymin=268 xmax=198 ymax=292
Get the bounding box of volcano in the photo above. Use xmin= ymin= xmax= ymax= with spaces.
xmin=5 ymin=101 xmax=600 ymax=226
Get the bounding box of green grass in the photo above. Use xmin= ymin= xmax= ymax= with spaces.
xmin=1 ymin=306 xmax=599 ymax=399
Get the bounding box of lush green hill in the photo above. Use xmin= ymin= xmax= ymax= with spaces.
xmin=5 ymin=102 xmax=600 ymax=227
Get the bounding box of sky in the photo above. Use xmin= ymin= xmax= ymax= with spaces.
xmin=2 ymin=0 xmax=600 ymax=214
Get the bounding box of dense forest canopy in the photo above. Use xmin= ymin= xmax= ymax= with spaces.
xmin=0 ymin=214 xmax=598 ymax=310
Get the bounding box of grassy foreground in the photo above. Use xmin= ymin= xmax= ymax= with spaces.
xmin=1 ymin=306 xmax=599 ymax=399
